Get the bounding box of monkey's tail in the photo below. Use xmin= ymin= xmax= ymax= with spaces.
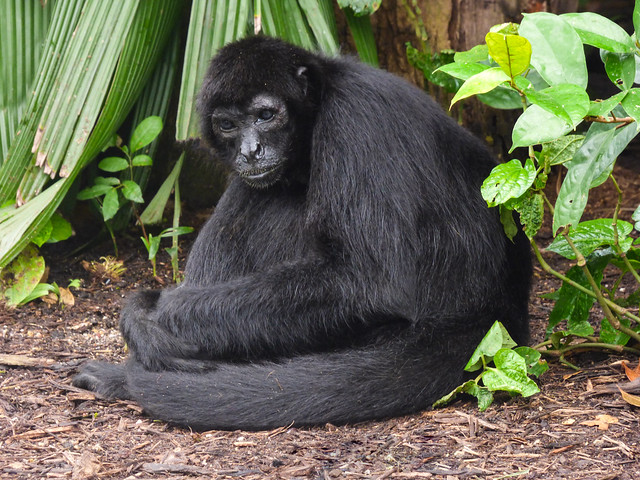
xmin=122 ymin=329 xmax=478 ymax=431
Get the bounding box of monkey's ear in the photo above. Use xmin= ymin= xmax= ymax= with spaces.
xmin=296 ymin=66 xmax=309 ymax=95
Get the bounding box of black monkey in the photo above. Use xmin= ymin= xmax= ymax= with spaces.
xmin=73 ymin=36 xmax=531 ymax=431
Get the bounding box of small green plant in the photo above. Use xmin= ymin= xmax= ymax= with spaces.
xmin=77 ymin=116 xmax=162 ymax=255
xmin=141 ymin=226 xmax=193 ymax=279
xmin=427 ymin=6 xmax=640 ymax=373
xmin=0 ymin=212 xmax=73 ymax=307
xmin=434 ymin=322 xmax=548 ymax=411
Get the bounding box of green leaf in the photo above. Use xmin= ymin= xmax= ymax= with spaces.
xmin=547 ymin=219 xmax=633 ymax=259
xmin=519 ymin=12 xmax=587 ymax=88
xmin=99 ymin=156 xmax=129 ymax=173
xmin=499 ymin=205 xmax=518 ymax=241
xmin=485 ymin=32 xmax=531 ymax=78
xmin=539 ymin=134 xmax=585 ymax=166
xmin=477 ymin=86 xmax=522 ymax=110
xmin=94 ymin=176 xmax=121 ymax=186
xmin=77 ymin=184 xmax=114 ymax=200
xmin=481 ymin=159 xmax=536 ymax=207
xmin=450 ymin=67 xmax=511 ymax=107
xmin=132 ymin=154 xmax=153 ymax=167
xmin=159 ymin=226 xmax=194 ymax=238
xmin=121 ymin=180 xmax=144 ymax=203
xmin=481 ymin=349 xmax=540 ymax=397
xmin=526 ymin=84 xmax=589 ymax=127
xmin=47 ymin=213 xmax=73 ymax=243
xmin=146 ymin=233 xmax=162 ymax=260
xmin=561 ymin=12 xmax=635 ymax=53
xmin=588 ymin=92 xmax=627 ymax=117
xmin=553 ymin=123 xmax=638 ymax=232
xmin=514 ymin=346 xmax=549 ymax=378
xmin=511 ymin=105 xmax=573 ymax=150
xmin=600 ymin=51 xmax=636 ymax=91
xmin=546 ymin=254 xmax=610 ymax=337
xmin=600 ymin=316 xmax=631 ymax=346
xmin=465 ymin=321 xmax=518 ymax=372
xmin=1 ymin=245 xmax=45 ymax=307
xmin=453 ymin=44 xmax=489 ymax=63
xmin=101 ymin=188 xmax=120 ymax=221
xmin=130 ymin=116 xmax=163 ymax=152
xmin=620 ymin=88 xmax=640 ymax=125
xmin=514 ymin=192 xmax=544 ymax=239
xmin=633 ymin=203 xmax=640 ymax=231
xmin=32 ymin=219 xmax=53 ymax=248
xmin=436 ymin=62 xmax=489 ymax=81
xmin=432 ymin=380 xmax=495 ymax=412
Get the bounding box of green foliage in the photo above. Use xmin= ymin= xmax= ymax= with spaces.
xmin=429 ymin=8 xmax=640 ymax=394
xmin=434 ymin=322 xmax=547 ymax=411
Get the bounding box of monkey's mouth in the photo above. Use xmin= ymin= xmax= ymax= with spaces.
xmin=239 ymin=163 xmax=283 ymax=187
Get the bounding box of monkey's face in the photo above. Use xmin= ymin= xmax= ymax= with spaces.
xmin=209 ymin=94 xmax=295 ymax=189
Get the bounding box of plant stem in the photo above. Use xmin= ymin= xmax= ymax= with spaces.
xmin=610 ymin=174 xmax=640 ymax=285
xmin=585 ymin=115 xmax=634 ymax=126
xmin=530 ymin=239 xmax=640 ymax=327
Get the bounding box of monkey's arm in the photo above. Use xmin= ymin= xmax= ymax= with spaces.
xmin=120 ymin=260 xmax=406 ymax=369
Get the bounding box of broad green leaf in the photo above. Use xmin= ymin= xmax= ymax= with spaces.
xmin=465 ymin=321 xmax=517 ymax=372
xmin=450 ymin=67 xmax=511 ymax=107
xmin=511 ymin=105 xmax=573 ymax=150
xmin=47 ymin=213 xmax=72 ymax=243
xmin=121 ymin=180 xmax=144 ymax=203
xmin=432 ymin=380 xmax=494 ymax=412
xmin=407 ymin=46 xmax=461 ymax=93
xmin=482 ymin=349 xmax=540 ymax=397
xmin=94 ymin=176 xmax=121 ymax=186
xmin=499 ymin=205 xmax=518 ymax=241
xmin=436 ymin=62 xmax=489 ymax=81
xmin=600 ymin=50 xmax=636 ymax=91
xmin=519 ymin=13 xmax=587 ymax=88
xmin=454 ymin=44 xmax=489 ymax=63
xmin=99 ymin=156 xmax=129 ymax=173
xmin=621 ymin=88 xmax=640 ymax=125
xmin=132 ymin=154 xmax=153 ymax=167
xmin=481 ymin=158 xmax=536 ymax=207
xmin=130 ymin=116 xmax=163 ymax=152
xmin=633 ymin=203 xmax=640 ymax=231
xmin=514 ymin=346 xmax=549 ymax=378
xmin=600 ymin=316 xmax=631 ymax=346
xmin=588 ymin=91 xmax=627 ymax=117
xmin=101 ymin=188 xmax=120 ymax=221
xmin=341 ymin=5 xmax=376 ymax=65
xmin=526 ymin=84 xmax=589 ymax=127
xmin=524 ymin=89 xmax=573 ymax=124
xmin=553 ymin=123 xmax=638 ymax=232
xmin=561 ymin=13 xmax=635 ymax=53
xmin=77 ymin=183 xmax=114 ymax=200
xmin=546 ymin=254 xmax=610 ymax=337
xmin=32 ymin=219 xmax=53 ymax=248
xmin=146 ymin=233 xmax=162 ymax=260
xmin=485 ymin=32 xmax=531 ymax=78
xmin=539 ymin=134 xmax=585 ymax=166
xmin=547 ymin=219 xmax=634 ymax=259
xmin=477 ymin=85 xmax=522 ymax=110
xmin=2 ymin=245 xmax=45 ymax=307
xmin=19 ymin=282 xmax=57 ymax=305
xmin=514 ymin=192 xmax=544 ymax=239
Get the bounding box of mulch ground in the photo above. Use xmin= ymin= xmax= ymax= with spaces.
xmin=2 ymin=159 xmax=640 ymax=480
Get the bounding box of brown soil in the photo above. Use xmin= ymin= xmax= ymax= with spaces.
xmin=1 ymin=161 xmax=640 ymax=480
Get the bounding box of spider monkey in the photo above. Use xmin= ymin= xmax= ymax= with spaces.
xmin=73 ymin=36 xmax=531 ymax=431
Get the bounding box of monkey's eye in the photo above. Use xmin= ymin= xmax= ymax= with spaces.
xmin=218 ymin=119 xmax=236 ymax=132
xmin=257 ymin=109 xmax=274 ymax=122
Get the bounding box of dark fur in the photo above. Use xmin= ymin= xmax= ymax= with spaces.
xmin=73 ymin=36 xmax=531 ymax=431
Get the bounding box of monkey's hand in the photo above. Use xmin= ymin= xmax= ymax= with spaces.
xmin=119 ymin=290 xmax=216 ymax=372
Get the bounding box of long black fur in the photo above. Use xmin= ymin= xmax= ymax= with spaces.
xmin=73 ymin=36 xmax=532 ymax=431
